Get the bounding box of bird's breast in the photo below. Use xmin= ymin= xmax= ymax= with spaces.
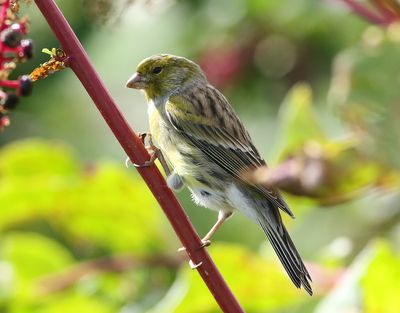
xmin=147 ymin=101 xmax=228 ymax=193
xmin=148 ymin=105 xmax=194 ymax=174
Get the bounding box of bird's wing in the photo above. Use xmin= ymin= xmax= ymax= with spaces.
xmin=166 ymin=84 xmax=294 ymax=217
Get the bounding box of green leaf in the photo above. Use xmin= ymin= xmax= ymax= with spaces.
xmin=0 ymin=139 xmax=78 ymax=177
xmin=0 ymin=140 xmax=79 ymax=230
xmin=276 ymin=83 xmax=326 ymax=158
xmin=154 ymin=243 xmax=310 ymax=313
xmin=60 ymin=162 xmax=165 ymax=253
xmin=329 ymin=27 xmax=400 ymax=170
xmin=0 ymin=140 xmax=166 ymax=254
xmin=2 ymin=232 xmax=73 ymax=280
xmin=1 ymin=232 xmax=74 ymax=306
xmin=361 ymin=241 xmax=400 ymax=313
xmin=315 ymin=240 xmax=400 ymax=313
xmin=41 ymin=48 xmax=57 ymax=57
xmin=29 ymin=294 xmax=115 ymax=313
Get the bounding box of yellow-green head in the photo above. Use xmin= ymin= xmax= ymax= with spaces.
xmin=126 ymin=54 xmax=206 ymax=100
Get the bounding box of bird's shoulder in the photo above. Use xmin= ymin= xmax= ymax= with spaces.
xmin=167 ymin=84 xmax=252 ymax=144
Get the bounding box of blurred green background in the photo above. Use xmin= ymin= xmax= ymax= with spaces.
xmin=1 ymin=0 xmax=400 ymax=312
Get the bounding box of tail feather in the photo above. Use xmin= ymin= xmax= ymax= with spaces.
xmin=258 ymin=210 xmax=313 ymax=295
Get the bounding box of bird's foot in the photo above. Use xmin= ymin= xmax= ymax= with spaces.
xmin=200 ymin=239 xmax=211 ymax=248
xmin=189 ymin=260 xmax=203 ymax=269
xmin=132 ymin=148 xmax=158 ymax=168
xmin=125 ymin=132 xmax=160 ymax=168
xmin=126 ymin=149 xmax=158 ymax=168
xmin=177 ymin=239 xmax=211 ymax=252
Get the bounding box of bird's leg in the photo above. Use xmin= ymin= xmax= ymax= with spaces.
xmin=178 ymin=211 xmax=232 ymax=252
xmin=201 ymin=211 xmax=233 ymax=244
xmin=157 ymin=147 xmax=171 ymax=176
xmin=138 ymin=132 xmax=149 ymax=145
xmin=126 ymin=133 xmax=169 ymax=175
xmin=127 ymin=133 xmax=184 ymax=192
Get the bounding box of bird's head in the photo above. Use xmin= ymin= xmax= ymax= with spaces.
xmin=126 ymin=54 xmax=206 ymax=100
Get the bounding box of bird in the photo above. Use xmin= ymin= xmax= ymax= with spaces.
xmin=126 ymin=54 xmax=312 ymax=295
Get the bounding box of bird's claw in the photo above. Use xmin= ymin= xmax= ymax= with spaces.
xmin=125 ymin=156 xmax=131 ymax=168
xmin=125 ymin=155 xmax=156 ymax=168
xmin=132 ymin=159 xmax=155 ymax=168
xmin=177 ymin=239 xmax=211 ymax=252
xmin=189 ymin=260 xmax=203 ymax=269
xmin=200 ymin=239 xmax=211 ymax=248
xmin=126 ymin=132 xmax=158 ymax=168
xmin=127 ymin=132 xmax=172 ymax=178
xmin=177 ymin=246 xmax=186 ymax=252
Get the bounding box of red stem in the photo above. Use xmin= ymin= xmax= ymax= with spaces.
xmin=0 ymin=1 xmax=8 ymax=69
xmin=341 ymin=0 xmax=391 ymax=24
xmin=0 ymin=0 xmax=9 ymax=31
xmin=371 ymin=0 xmax=398 ymax=22
xmin=0 ymin=80 xmax=19 ymax=88
xmin=33 ymin=1 xmax=245 ymax=312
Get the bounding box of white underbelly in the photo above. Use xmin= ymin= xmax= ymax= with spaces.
xmin=189 ymin=186 xmax=229 ymax=213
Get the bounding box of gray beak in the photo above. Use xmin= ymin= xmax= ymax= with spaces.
xmin=126 ymin=72 xmax=147 ymax=89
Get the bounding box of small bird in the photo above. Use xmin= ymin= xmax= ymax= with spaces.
xmin=126 ymin=54 xmax=312 ymax=295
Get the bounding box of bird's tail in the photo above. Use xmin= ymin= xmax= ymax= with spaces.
xmin=257 ymin=208 xmax=313 ymax=295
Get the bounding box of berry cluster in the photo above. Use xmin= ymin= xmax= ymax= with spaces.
xmin=0 ymin=0 xmax=33 ymax=131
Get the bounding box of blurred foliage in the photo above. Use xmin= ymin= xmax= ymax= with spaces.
xmin=172 ymin=244 xmax=311 ymax=313
xmin=246 ymin=83 xmax=400 ymax=205
xmin=0 ymin=0 xmax=399 ymax=312
xmin=329 ymin=23 xmax=400 ymax=170
xmin=362 ymin=241 xmax=400 ymax=313
xmin=0 ymin=140 xmax=174 ymax=312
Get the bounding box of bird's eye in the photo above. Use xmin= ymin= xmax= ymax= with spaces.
xmin=152 ymin=67 xmax=162 ymax=74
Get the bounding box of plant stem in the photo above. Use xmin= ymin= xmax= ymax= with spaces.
xmin=37 ymin=253 xmax=183 ymax=295
xmin=341 ymin=0 xmax=391 ymax=24
xmin=33 ymin=1 xmax=245 ymax=312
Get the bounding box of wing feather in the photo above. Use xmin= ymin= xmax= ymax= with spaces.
xmin=166 ymin=85 xmax=294 ymax=217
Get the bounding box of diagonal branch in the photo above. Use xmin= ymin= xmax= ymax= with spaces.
xmin=340 ymin=0 xmax=393 ymax=24
xmin=33 ymin=0 xmax=244 ymax=312
xmin=37 ymin=253 xmax=183 ymax=295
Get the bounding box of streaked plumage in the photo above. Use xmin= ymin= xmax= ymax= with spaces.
xmin=126 ymin=54 xmax=312 ymax=295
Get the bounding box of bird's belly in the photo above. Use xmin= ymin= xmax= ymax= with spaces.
xmin=163 ymin=146 xmax=197 ymax=177
xmin=148 ymin=109 xmax=234 ymax=211
xmin=158 ymin=134 xmax=233 ymax=211
xmin=188 ymin=186 xmax=227 ymax=212
xmin=164 ymin=147 xmax=230 ymax=211
xmin=153 ymin=125 xmax=202 ymax=178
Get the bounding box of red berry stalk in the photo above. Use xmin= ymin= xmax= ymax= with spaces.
xmin=0 ymin=0 xmax=33 ymax=131
xmin=341 ymin=0 xmax=400 ymax=25
xmin=33 ymin=0 xmax=245 ymax=312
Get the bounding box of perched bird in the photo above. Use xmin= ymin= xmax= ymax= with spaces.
xmin=126 ymin=54 xmax=312 ymax=295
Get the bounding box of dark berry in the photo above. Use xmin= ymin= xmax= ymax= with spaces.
xmin=0 ymin=113 xmax=9 ymax=128
xmin=20 ymin=75 xmax=32 ymax=96
xmin=1 ymin=24 xmax=22 ymax=48
xmin=21 ymin=39 xmax=33 ymax=59
xmin=4 ymin=93 xmax=19 ymax=109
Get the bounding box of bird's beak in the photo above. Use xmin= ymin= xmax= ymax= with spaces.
xmin=126 ymin=72 xmax=147 ymax=89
